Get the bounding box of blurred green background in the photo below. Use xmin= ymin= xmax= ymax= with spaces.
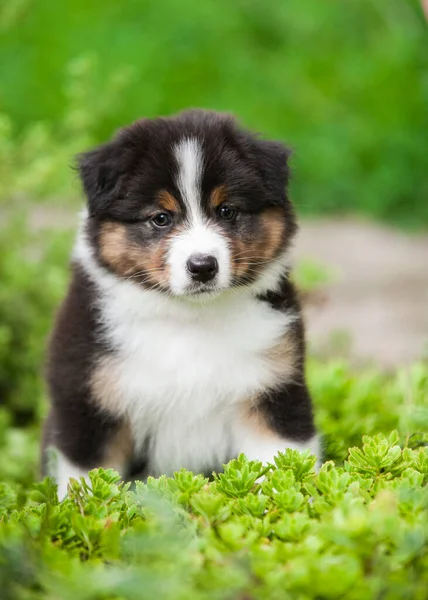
xmin=0 ymin=0 xmax=427 ymax=488
xmin=1 ymin=0 xmax=428 ymax=223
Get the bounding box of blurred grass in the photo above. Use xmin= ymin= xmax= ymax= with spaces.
xmin=1 ymin=0 xmax=427 ymax=225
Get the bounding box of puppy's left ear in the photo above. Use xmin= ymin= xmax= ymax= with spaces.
xmin=252 ymin=139 xmax=292 ymax=205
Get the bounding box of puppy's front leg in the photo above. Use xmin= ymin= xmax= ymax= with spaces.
xmin=238 ymin=430 xmax=321 ymax=468
xmin=54 ymin=451 xmax=91 ymax=499
xmin=236 ymin=381 xmax=321 ymax=469
xmin=42 ymin=408 xmax=132 ymax=500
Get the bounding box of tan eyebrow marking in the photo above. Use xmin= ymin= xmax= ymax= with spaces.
xmin=210 ymin=185 xmax=227 ymax=208
xmin=157 ymin=190 xmax=180 ymax=212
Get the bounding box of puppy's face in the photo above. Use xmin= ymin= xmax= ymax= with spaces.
xmin=79 ymin=110 xmax=296 ymax=298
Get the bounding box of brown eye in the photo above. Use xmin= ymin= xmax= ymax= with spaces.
xmin=151 ymin=212 xmax=172 ymax=228
xmin=218 ymin=205 xmax=237 ymax=221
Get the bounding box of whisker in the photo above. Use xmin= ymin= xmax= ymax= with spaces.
xmin=231 ymin=249 xmax=265 ymax=258
xmin=233 ymin=256 xmax=279 ymax=264
xmin=234 ymin=256 xmax=278 ymax=263
xmin=234 ymin=261 xmax=273 ymax=267
xmin=124 ymin=267 xmax=165 ymax=282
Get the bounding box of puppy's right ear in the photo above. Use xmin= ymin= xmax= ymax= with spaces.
xmin=77 ymin=139 xmax=130 ymax=216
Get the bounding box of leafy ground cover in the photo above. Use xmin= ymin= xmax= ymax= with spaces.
xmin=1 ymin=437 xmax=427 ymax=599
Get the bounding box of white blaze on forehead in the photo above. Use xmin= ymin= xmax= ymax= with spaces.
xmin=173 ymin=137 xmax=204 ymax=222
xmin=170 ymin=136 xmax=231 ymax=295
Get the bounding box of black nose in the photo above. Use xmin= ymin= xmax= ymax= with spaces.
xmin=186 ymin=254 xmax=218 ymax=283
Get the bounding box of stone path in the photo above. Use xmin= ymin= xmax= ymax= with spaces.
xmin=295 ymin=218 xmax=428 ymax=369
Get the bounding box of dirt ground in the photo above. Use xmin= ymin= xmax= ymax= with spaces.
xmin=295 ymin=218 xmax=428 ymax=369
xmin=27 ymin=207 xmax=428 ymax=369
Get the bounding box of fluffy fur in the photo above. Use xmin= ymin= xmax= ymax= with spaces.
xmin=42 ymin=109 xmax=320 ymax=498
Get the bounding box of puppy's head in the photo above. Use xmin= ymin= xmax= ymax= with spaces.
xmin=78 ymin=110 xmax=296 ymax=299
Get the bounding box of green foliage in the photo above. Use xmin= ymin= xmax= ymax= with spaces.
xmin=0 ymin=442 xmax=427 ymax=599
xmin=0 ymin=57 xmax=121 ymax=204
xmin=0 ymin=224 xmax=71 ymax=488
xmin=1 ymin=0 xmax=428 ymax=225
xmin=0 ymin=224 xmax=70 ymax=424
xmin=292 ymin=258 xmax=337 ymax=293
xmin=311 ymin=359 xmax=428 ymax=461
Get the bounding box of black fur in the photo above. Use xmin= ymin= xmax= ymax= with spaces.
xmin=43 ymin=265 xmax=123 ymax=473
xmin=258 ymin=277 xmax=315 ymax=441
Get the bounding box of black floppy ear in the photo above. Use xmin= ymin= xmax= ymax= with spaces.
xmin=77 ymin=138 xmax=130 ymax=216
xmin=252 ymin=139 xmax=292 ymax=206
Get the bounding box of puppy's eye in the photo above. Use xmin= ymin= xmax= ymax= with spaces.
xmin=151 ymin=212 xmax=172 ymax=228
xmin=218 ymin=205 xmax=237 ymax=221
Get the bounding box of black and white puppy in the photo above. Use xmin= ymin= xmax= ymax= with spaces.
xmin=42 ymin=110 xmax=320 ymax=497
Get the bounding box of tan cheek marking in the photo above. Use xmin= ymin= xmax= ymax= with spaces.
xmin=210 ymin=185 xmax=227 ymax=209
xmin=149 ymin=242 xmax=170 ymax=285
xmin=233 ymin=238 xmax=250 ymax=278
xmin=99 ymin=222 xmax=169 ymax=286
xmin=231 ymin=208 xmax=285 ymax=280
xmin=260 ymin=208 xmax=286 ymax=260
xmin=231 ymin=232 xmax=268 ymax=279
xmin=99 ymin=223 xmax=131 ymax=272
xmin=157 ymin=190 xmax=180 ymax=213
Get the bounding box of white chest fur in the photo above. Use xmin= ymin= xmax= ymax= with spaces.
xmin=94 ymin=271 xmax=297 ymax=475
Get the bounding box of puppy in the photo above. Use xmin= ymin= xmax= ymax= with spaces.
xmin=42 ymin=110 xmax=320 ymax=497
